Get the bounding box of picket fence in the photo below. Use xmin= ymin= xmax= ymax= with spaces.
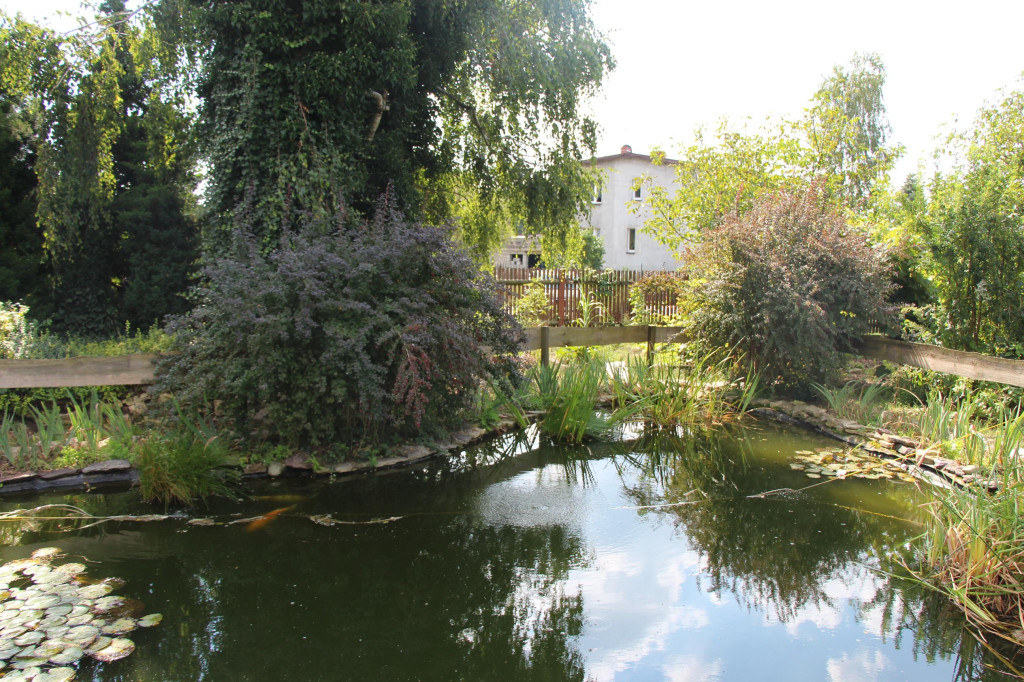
xmin=494 ymin=267 xmax=678 ymax=326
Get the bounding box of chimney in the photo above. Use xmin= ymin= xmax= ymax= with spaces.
xmin=620 ymin=144 xmax=632 ymax=154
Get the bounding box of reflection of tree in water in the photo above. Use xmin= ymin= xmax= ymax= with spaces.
xmin=7 ymin=454 xmax=592 ymax=681
xmin=609 ymin=429 xmax=909 ymax=621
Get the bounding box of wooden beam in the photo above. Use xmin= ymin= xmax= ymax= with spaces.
xmin=545 ymin=326 xmax=648 ymax=347
xmin=857 ymin=335 xmax=1024 ymax=388
xmin=0 ymin=355 xmax=160 ymax=389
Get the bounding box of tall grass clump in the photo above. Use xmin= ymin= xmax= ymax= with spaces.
xmin=812 ymin=381 xmax=890 ymax=426
xmin=529 ymin=360 xmax=611 ymax=443
xmin=904 ymin=409 xmax=1024 ymax=645
xmin=610 ymin=351 xmax=760 ymax=430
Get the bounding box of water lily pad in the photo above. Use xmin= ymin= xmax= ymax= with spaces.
xmin=43 ymin=625 xmax=70 ymax=639
xmin=66 ymin=624 xmax=100 ymax=645
xmin=26 ymin=594 xmax=60 ymax=610
xmin=83 ymin=636 xmax=112 ymax=655
xmin=66 ymin=614 xmax=93 ymax=627
xmin=788 ymin=463 xmax=805 ymax=470
xmin=30 ymin=548 xmax=63 ymax=561
xmin=806 ymin=473 xmax=822 ymax=479
xmin=137 ymin=613 xmax=162 ymax=628
xmin=34 ymin=640 xmax=65 ymax=659
xmin=13 ymin=631 xmax=45 ymax=647
xmin=4 ymin=559 xmax=40 ymax=572
xmin=4 ymin=665 xmax=42 ymax=679
xmin=12 ymin=656 xmax=49 ymax=669
xmin=13 ymin=645 xmax=36 ymax=659
xmin=45 ymin=605 xmax=73 ymax=617
xmin=53 ymin=564 xmax=86 ymax=580
xmin=101 ymin=618 xmax=137 ymax=636
xmin=77 ymin=584 xmax=112 ymax=599
xmin=48 ymin=645 xmax=83 ymax=666
xmin=67 ymin=605 xmax=89 ymax=618
xmin=39 ymin=615 xmax=68 ymax=629
xmin=36 ymin=667 xmax=77 ymax=682
xmin=89 ymin=637 xmax=134 ymax=663
xmin=101 ymin=577 xmax=126 ymax=590
xmin=23 ymin=564 xmax=52 ymax=577
xmin=92 ymin=596 xmax=124 ymax=615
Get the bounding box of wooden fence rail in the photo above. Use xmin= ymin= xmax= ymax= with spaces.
xmin=3 ymin=332 xmax=1024 ymax=389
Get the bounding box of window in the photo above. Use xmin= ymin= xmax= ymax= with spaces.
xmin=592 ymin=184 xmax=603 ymax=204
xmin=627 ymin=228 xmax=637 ymax=253
xmin=591 ymin=228 xmax=600 ymax=238
xmin=632 ymin=180 xmax=642 ymax=201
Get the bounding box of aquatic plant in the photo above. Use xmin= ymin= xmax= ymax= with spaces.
xmin=905 ymin=455 xmax=1024 ymax=649
xmin=609 ymin=351 xmax=760 ymax=429
xmin=0 ymin=546 xmax=162 ymax=677
xmin=529 ymin=361 xmax=611 ymax=443
xmin=135 ymin=426 xmax=239 ymax=508
xmin=812 ymin=380 xmax=890 ymax=426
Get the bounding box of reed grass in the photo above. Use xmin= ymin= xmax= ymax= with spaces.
xmin=529 ymin=361 xmax=612 ymax=443
xmin=812 ymin=380 xmax=890 ymax=425
xmin=610 ymin=351 xmax=760 ymax=429
xmin=135 ymin=428 xmax=239 ymax=507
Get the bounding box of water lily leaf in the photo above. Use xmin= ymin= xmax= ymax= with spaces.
xmin=46 ymin=605 xmax=73 ymax=618
xmin=806 ymin=473 xmax=822 ymax=479
xmin=137 ymin=613 xmax=163 ymax=628
xmin=788 ymin=463 xmax=805 ymax=470
xmin=13 ymin=631 xmax=45 ymax=647
xmin=26 ymin=594 xmax=60 ymax=610
xmin=101 ymin=618 xmax=137 ymax=636
xmin=36 ymin=666 xmax=77 ymax=682
xmin=83 ymin=636 xmax=112 ymax=655
xmin=49 ymin=645 xmax=83 ymax=666
xmin=92 ymin=596 xmax=124 ymax=615
xmin=77 ymin=584 xmax=112 ymax=599
xmin=89 ymin=637 xmax=134 ymax=663
xmin=30 ymin=548 xmax=62 ymax=562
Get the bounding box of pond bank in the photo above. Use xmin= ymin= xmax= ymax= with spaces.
xmin=750 ymin=399 xmax=1001 ymax=491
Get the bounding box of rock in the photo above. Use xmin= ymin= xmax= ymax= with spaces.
xmin=396 ymin=445 xmax=433 ymax=462
xmin=332 ymin=462 xmax=358 ymax=475
xmin=284 ymin=453 xmax=312 ymax=470
xmin=37 ymin=468 xmax=80 ymax=481
xmin=961 ymin=464 xmax=980 ymax=475
xmin=81 ymin=460 xmax=131 ymax=474
xmin=242 ymin=463 xmax=267 ymax=476
xmin=266 ymin=462 xmax=285 ymax=478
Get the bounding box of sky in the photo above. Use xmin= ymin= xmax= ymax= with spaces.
xmin=5 ymin=0 xmax=1024 ymax=184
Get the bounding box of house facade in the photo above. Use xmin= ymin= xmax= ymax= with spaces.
xmin=492 ymin=144 xmax=682 ymax=271
xmin=583 ymin=145 xmax=682 ymax=271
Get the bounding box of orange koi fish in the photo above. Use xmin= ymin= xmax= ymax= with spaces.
xmin=245 ymin=505 xmax=295 ymax=532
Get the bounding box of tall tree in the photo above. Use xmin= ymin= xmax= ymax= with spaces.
xmin=0 ymin=92 xmax=45 ymax=310
xmin=166 ymin=0 xmax=612 ymax=255
xmin=1 ymin=6 xmax=199 ymax=334
xmin=803 ymin=52 xmax=900 ymax=206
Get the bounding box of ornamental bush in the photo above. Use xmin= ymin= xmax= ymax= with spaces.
xmin=682 ymin=184 xmax=895 ymax=390
xmin=156 ymin=198 xmax=524 ymax=449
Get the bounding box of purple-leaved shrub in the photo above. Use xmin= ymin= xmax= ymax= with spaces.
xmin=156 ymin=197 xmax=524 ymax=449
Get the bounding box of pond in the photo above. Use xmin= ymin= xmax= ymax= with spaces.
xmin=0 ymin=422 xmax=1019 ymax=681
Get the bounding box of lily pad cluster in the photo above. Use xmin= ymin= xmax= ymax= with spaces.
xmin=0 ymin=548 xmax=162 ymax=680
xmin=790 ymin=448 xmax=918 ymax=482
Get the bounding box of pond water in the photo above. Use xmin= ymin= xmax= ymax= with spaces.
xmin=0 ymin=423 xmax=1020 ymax=681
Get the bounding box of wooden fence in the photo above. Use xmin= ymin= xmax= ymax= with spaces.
xmin=494 ymin=267 xmax=678 ymax=326
xmin=3 ymin=332 xmax=1024 ymax=389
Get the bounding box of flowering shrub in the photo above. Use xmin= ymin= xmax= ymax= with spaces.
xmin=156 ymin=198 xmax=524 ymax=449
xmin=0 ymin=301 xmax=37 ymax=359
xmin=682 ymin=185 xmax=895 ymax=390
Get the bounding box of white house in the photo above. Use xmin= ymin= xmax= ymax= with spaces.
xmin=583 ymin=144 xmax=683 ymax=271
xmin=492 ymin=144 xmax=683 ymax=271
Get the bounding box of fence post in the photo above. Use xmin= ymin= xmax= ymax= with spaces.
xmin=541 ymin=326 xmax=551 ymax=367
xmin=646 ymin=325 xmax=656 ymax=366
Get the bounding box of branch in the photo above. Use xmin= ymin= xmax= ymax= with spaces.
xmin=435 ymin=86 xmax=493 ymax=151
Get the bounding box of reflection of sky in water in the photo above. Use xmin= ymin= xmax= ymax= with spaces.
xmin=477 ymin=455 xmax=954 ymax=682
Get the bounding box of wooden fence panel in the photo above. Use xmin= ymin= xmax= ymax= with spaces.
xmin=0 ymin=355 xmax=161 ymax=389
xmin=494 ymin=267 xmax=673 ymax=326
xmin=857 ymin=335 xmax=1024 ymax=388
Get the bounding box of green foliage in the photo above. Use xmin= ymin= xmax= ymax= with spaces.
xmin=0 ymin=93 xmax=45 ymax=310
xmin=610 ymin=352 xmax=760 ymax=429
xmin=527 ymin=361 xmax=611 ymax=443
xmin=811 ymin=380 xmax=890 ymax=426
xmin=156 ymin=200 xmax=524 ymax=449
xmin=513 ymin=280 xmax=551 ymax=327
xmin=1 ymin=5 xmax=199 ymax=336
xmin=0 ymin=301 xmax=38 ymax=359
xmin=636 ymin=54 xmax=901 ymax=256
xmin=922 ymin=83 xmax=1024 ymax=354
xmin=628 ymin=271 xmax=685 ymax=325
xmin=166 ymin=0 xmax=612 ymax=257
xmin=681 ymin=185 xmax=895 ymax=391
xmin=802 ymin=52 xmax=901 ymax=206
xmin=135 ymin=428 xmax=239 ymax=508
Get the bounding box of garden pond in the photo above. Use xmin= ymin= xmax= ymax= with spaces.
xmin=0 ymin=422 xmax=1021 ymax=681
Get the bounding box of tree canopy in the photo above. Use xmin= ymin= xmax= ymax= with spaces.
xmin=635 ymin=52 xmax=901 ymax=256
xmin=162 ymin=0 xmax=613 ymax=256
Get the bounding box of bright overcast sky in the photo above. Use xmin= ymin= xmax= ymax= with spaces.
xmin=5 ymin=0 xmax=1024 ymax=183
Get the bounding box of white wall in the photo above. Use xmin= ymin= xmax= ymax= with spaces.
xmin=583 ymin=153 xmax=682 ymax=271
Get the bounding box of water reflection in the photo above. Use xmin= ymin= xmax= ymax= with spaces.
xmin=0 ymin=425 xmax=1019 ymax=680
